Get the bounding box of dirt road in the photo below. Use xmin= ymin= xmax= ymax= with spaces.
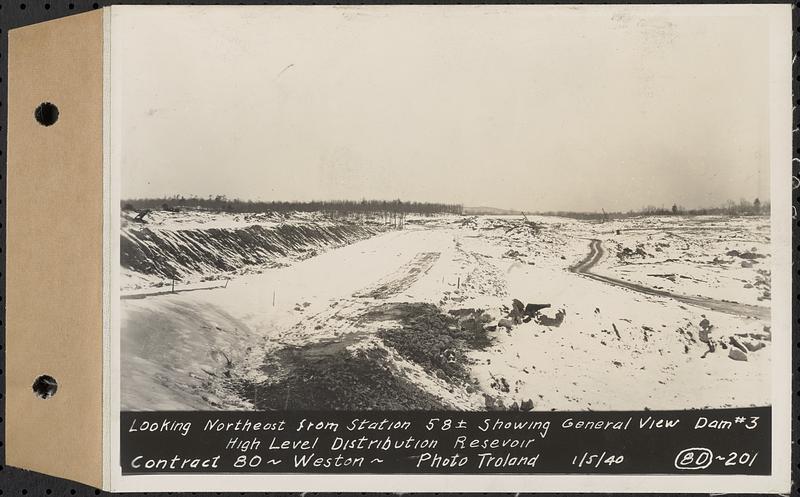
xmin=570 ymin=239 xmax=769 ymax=320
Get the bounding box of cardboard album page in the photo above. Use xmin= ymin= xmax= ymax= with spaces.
xmin=9 ymin=4 xmax=795 ymax=493
xmin=7 ymin=10 xmax=105 ymax=488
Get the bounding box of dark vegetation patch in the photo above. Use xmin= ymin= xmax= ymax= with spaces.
xmin=534 ymin=198 xmax=768 ymax=220
xmin=123 ymin=196 xmax=463 ymax=215
xmin=373 ymin=303 xmax=493 ymax=383
xmin=235 ymin=344 xmax=446 ymax=410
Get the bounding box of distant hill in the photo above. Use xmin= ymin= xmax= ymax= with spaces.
xmin=463 ymin=206 xmax=525 ymax=216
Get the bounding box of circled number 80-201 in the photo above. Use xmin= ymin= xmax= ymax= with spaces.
xmin=674 ymin=448 xmax=758 ymax=470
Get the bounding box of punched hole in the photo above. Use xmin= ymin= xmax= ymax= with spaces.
xmin=34 ymin=102 xmax=59 ymax=126
xmin=32 ymin=375 xmax=58 ymax=399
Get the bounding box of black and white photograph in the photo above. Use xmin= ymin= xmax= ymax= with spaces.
xmin=115 ymin=5 xmax=785 ymax=414
xmin=98 ymin=4 xmax=796 ymax=492
xmin=1 ymin=1 xmax=792 ymax=493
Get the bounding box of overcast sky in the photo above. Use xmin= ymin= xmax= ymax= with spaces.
xmin=112 ymin=5 xmax=774 ymax=212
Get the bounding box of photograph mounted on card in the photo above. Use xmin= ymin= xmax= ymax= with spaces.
xmin=5 ymin=3 xmax=792 ymax=493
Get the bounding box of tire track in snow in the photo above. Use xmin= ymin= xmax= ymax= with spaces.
xmin=353 ymin=252 xmax=441 ymax=299
xmin=281 ymin=250 xmax=443 ymax=345
xmin=570 ymin=239 xmax=769 ymax=320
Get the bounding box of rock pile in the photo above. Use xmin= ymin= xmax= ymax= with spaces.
xmin=483 ymin=394 xmax=536 ymax=411
xmin=489 ymin=299 xmax=566 ymax=331
xmin=617 ymin=244 xmax=651 ymax=261
xmin=692 ymin=316 xmax=769 ymax=362
xmin=726 ymin=249 xmax=766 ymax=260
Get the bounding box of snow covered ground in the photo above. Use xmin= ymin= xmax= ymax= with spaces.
xmin=120 ymin=212 xmax=772 ymax=411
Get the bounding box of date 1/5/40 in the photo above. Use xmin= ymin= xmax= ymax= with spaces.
xmin=571 ymin=452 xmax=624 ymax=468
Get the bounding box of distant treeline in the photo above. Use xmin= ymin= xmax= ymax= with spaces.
xmin=535 ymin=198 xmax=770 ymax=220
xmin=122 ymin=195 xmax=464 ymax=215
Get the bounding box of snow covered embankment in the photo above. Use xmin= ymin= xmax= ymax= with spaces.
xmin=121 ymin=213 xmax=387 ymax=291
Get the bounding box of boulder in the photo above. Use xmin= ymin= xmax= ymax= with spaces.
xmin=535 ymin=308 xmax=566 ymax=327
xmin=525 ymin=303 xmax=551 ymax=316
xmin=520 ymin=399 xmax=535 ymax=411
xmin=497 ymin=318 xmax=514 ymax=330
xmin=512 ymin=299 xmax=525 ymax=313
xmin=728 ymin=348 xmax=748 ymax=362
xmin=729 ymin=336 xmax=748 ymax=354
xmin=744 ymin=341 xmax=766 ymax=353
